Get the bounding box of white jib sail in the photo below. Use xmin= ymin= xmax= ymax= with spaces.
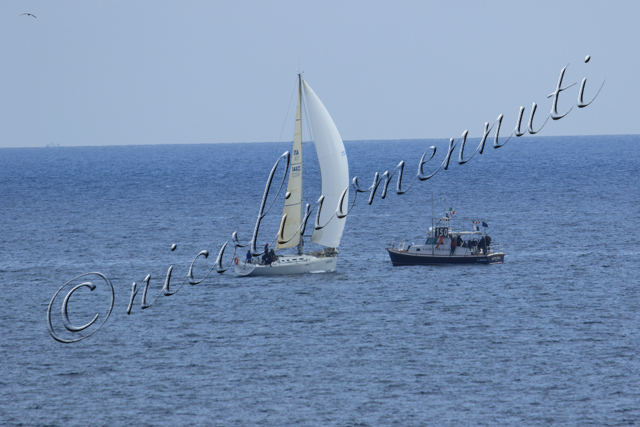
xmin=303 ymin=79 xmax=349 ymax=248
xmin=277 ymin=78 xmax=304 ymax=249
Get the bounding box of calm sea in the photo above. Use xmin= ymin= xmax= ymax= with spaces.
xmin=1 ymin=135 xmax=639 ymax=426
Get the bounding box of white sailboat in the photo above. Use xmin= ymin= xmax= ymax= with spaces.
xmin=235 ymin=75 xmax=349 ymax=276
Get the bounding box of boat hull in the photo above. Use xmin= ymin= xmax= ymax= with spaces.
xmin=387 ymin=248 xmax=505 ymax=266
xmin=235 ymin=254 xmax=338 ymax=276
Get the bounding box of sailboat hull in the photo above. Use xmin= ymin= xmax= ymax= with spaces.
xmin=234 ymin=254 xmax=338 ymax=276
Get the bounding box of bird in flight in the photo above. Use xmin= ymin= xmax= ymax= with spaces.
xmin=20 ymin=13 xmax=37 ymax=18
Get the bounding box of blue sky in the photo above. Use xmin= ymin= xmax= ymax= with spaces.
xmin=1 ymin=0 xmax=637 ymax=148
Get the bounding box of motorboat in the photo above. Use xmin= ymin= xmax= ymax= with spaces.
xmin=386 ymin=215 xmax=505 ymax=266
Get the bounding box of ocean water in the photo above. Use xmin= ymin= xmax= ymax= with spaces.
xmin=1 ymin=135 xmax=639 ymax=426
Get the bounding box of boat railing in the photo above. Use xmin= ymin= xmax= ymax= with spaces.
xmin=470 ymin=243 xmax=503 ymax=255
xmin=487 ymin=244 xmax=504 ymax=255
xmin=244 ymin=254 xmax=318 ymax=266
xmin=388 ymin=239 xmax=501 ymax=255
xmin=388 ymin=241 xmax=407 ymax=251
xmin=243 ymin=258 xmax=281 ymax=266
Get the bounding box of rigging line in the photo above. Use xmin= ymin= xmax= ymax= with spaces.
xmin=273 ymin=77 xmax=299 ymax=161
xmin=300 ymin=80 xmax=314 ymax=144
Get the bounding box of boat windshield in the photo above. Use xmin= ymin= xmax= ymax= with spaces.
xmin=425 ymin=237 xmax=439 ymax=244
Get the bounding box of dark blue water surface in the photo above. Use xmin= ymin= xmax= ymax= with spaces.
xmin=1 ymin=135 xmax=639 ymax=426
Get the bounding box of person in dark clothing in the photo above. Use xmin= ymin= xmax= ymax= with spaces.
xmin=478 ymin=236 xmax=486 ymax=254
xmin=485 ymin=235 xmax=492 ymax=253
xmin=245 ymin=249 xmax=252 ymax=264
xmin=450 ymin=238 xmax=457 ymax=256
xmin=269 ymin=249 xmax=277 ymax=265
xmin=468 ymin=238 xmax=474 ymax=253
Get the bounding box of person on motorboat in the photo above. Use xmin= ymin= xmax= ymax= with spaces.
xmin=478 ymin=236 xmax=486 ymax=254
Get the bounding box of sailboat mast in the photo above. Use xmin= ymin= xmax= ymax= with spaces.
xmin=296 ymin=75 xmax=304 ymax=255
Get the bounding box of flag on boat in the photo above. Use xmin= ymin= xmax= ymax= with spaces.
xmin=449 ymin=207 xmax=455 ymax=215
xmin=482 ymin=221 xmax=489 ymax=228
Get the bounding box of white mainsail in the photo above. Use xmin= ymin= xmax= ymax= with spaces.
xmin=276 ymin=78 xmax=304 ymax=249
xmin=303 ymin=80 xmax=350 ymax=248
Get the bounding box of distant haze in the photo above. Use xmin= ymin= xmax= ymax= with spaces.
xmin=1 ymin=0 xmax=637 ymax=148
